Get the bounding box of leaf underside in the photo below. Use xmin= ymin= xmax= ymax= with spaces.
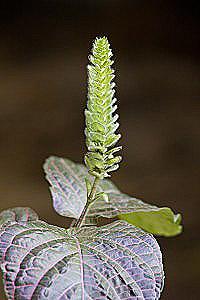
xmin=0 ymin=208 xmax=164 ymax=300
xmin=44 ymin=156 xmax=182 ymax=236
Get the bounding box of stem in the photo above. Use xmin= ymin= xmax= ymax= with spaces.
xmin=70 ymin=218 xmax=76 ymax=228
xmin=74 ymin=177 xmax=100 ymax=228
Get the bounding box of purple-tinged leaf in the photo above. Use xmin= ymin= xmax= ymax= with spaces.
xmin=43 ymin=156 xmax=115 ymax=219
xmin=0 ymin=207 xmax=38 ymax=227
xmin=0 ymin=208 xmax=164 ymax=299
xmin=43 ymin=156 xmax=87 ymax=218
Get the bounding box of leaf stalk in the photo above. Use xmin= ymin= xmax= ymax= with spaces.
xmin=74 ymin=176 xmax=100 ymax=228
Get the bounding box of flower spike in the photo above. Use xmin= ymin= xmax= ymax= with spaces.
xmin=85 ymin=37 xmax=122 ymax=179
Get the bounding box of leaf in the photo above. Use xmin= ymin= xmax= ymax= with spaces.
xmin=88 ymin=193 xmax=182 ymax=237
xmin=43 ymin=156 xmax=88 ymax=219
xmin=43 ymin=156 xmax=115 ymax=219
xmin=0 ymin=208 xmax=164 ymax=299
xmin=0 ymin=207 xmax=38 ymax=227
xmin=44 ymin=156 xmax=182 ymax=236
xmin=119 ymin=208 xmax=182 ymax=237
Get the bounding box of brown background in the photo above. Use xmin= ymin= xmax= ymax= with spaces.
xmin=0 ymin=1 xmax=199 ymax=299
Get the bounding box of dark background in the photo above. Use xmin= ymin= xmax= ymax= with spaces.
xmin=0 ymin=1 xmax=199 ymax=299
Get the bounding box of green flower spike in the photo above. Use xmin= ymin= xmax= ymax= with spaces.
xmin=85 ymin=37 xmax=122 ymax=179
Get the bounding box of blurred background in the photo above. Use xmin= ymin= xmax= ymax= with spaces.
xmin=0 ymin=0 xmax=199 ymax=299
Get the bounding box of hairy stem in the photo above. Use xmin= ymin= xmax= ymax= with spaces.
xmin=74 ymin=177 xmax=100 ymax=228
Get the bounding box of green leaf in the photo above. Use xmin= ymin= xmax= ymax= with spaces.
xmin=95 ymin=192 xmax=109 ymax=203
xmin=87 ymin=191 xmax=182 ymax=237
xmin=119 ymin=208 xmax=182 ymax=237
xmin=44 ymin=156 xmax=182 ymax=236
xmin=0 ymin=207 xmax=164 ymax=299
